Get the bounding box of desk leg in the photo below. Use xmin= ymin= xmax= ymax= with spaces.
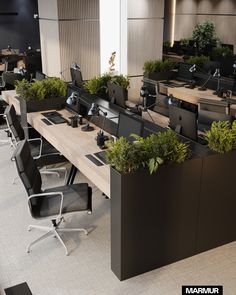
xmin=67 ymin=165 xmax=78 ymax=185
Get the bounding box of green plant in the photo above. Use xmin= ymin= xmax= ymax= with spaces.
xmin=84 ymin=73 xmax=129 ymax=95
xmin=110 ymin=75 xmax=130 ymax=89
xmin=192 ymin=20 xmax=219 ymax=53
xmin=180 ymin=38 xmax=192 ymax=47
xmin=211 ymin=46 xmax=234 ymax=59
xmin=106 ymin=137 xmax=145 ymax=174
xmin=186 ymin=55 xmax=209 ymax=68
xmin=134 ymin=130 xmax=190 ymax=165
xmin=15 ymin=78 xmax=67 ymax=101
xmin=163 ymin=40 xmax=171 ymax=48
xmin=204 ymin=121 xmax=235 ymax=153
xmin=106 ymin=130 xmax=190 ymax=174
xmin=143 ymin=59 xmax=175 ymax=74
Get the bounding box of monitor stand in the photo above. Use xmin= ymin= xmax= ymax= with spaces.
xmin=175 ymin=124 xmax=182 ymax=134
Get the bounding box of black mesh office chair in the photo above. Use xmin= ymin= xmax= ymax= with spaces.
xmin=4 ymin=104 xmax=67 ymax=175
xmin=14 ymin=140 xmax=92 ymax=255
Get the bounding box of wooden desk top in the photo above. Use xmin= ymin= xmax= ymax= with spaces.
xmin=28 ymin=110 xmax=110 ymax=197
xmin=1 ymin=90 xmax=110 ymax=197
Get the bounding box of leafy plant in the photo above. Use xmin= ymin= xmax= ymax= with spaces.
xmin=84 ymin=73 xmax=129 ymax=95
xmin=143 ymin=59 xmax=176 ymax=74
xmin=211 ymin=46 xmax=234 ymax=59
xmin=204 ymin=121 xmax=235 ymax=153
xmin=192 ymin=20 xmax=219 ymax=53
xmin=186 ymin=55 xmax=209 ymax=68
xmin=106 ymin=130 xmax=190 ymax=175
xmin=133 ymin=130 xmax=190 ymax=165
xmin=111 ymin=75 xmax=130 ymax=89
xmin=180 ymin=38 xmax=193 ymax=47
xmin=15 ymin=78 xmax=67 ymax=101
xmin=106 ymin=137 xmax=145 ymax=174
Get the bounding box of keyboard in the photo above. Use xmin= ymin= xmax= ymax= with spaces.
xmin=94 ymin=150 xmax=107 ymax=164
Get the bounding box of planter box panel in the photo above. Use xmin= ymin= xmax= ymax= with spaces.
xmin=197 ymin=151 xmax=236 ymax=253
xmin=18 ymin=96 xmax=66 ymax=113
xmin=111 ymin=157 xmax=202 ymax=280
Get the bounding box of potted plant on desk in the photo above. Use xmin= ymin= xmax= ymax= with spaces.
xmin=143 ymin=59 xmax=176 ymax=81
xmin=15 ymin=77 xmax=67 ymax=112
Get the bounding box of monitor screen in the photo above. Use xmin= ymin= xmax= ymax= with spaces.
xmin=169 ymin=104 xmax=198 ymax=141
xmin=108 ymin=82 xmax=128 ymax=108
xmin=177 ymin=62 xmax=193 ymax=82
xmin=70 ymin=67 xmax=83 ymax=88
xmin=116 ymin=112 xmax=143 ymax=142
xmin=35 ymin=71 xmax=46 ymax=81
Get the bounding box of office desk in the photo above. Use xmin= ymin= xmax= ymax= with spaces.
xmin=28 ymin=110 xmax=110 ymax=197
xmin=1 ymin=90 xmax=110 ymax=196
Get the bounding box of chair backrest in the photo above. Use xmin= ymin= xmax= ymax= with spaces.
xmin=4 ymin=105 xmax=25 ymax=142
xmin=14 ymin=140 xmax=42 ymax=196
xmin=3 ymin=72 xmax=24 ymax=87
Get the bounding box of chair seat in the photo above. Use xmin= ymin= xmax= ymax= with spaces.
xmin=34 ymin=183 xmax=91 ymax=218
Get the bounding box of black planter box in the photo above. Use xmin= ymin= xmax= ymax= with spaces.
xmin=144 ymin=71 xmax=174 ymax=81
xmin=111 ymin=150 xmax=236 ymax=280
xmin=17 ymin=96 xmax=66 ymax=113
xmin=111 ymin=157 xmax=202 ymax=281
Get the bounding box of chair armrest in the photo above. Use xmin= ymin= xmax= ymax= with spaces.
xmin=27 ymin=137 xmax=43 ymax=159
xmin=23 ymin=126 xmax=34 ymax=129
xmin=28 ymin=191 xmax=64 ymax=219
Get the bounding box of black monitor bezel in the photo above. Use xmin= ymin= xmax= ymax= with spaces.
xmin=116 ymin=112 xmax=144 ymax=142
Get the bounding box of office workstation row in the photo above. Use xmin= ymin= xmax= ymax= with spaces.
xmin=1 ymin=60 xmax=236 ymax=280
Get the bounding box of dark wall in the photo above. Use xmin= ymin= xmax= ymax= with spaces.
xmin=0 ymin=0 xmax=40 ymax=53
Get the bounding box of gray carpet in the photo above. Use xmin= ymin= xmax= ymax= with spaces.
xmin=0 ymin=131 xmax=236 ymax=295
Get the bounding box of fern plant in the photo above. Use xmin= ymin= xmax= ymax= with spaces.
xmin=15 ymin=78 xmax=67 ymax=101
xmin=186 ymin=55 xmax=209 ymax=68
xmin=143 ymin=59 xmax=175 ymax=74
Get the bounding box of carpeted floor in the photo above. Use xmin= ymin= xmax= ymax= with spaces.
xmin=0 ymin=131 xmax=236 ymax=295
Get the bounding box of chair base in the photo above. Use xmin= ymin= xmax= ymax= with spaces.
xmin=27 ymin=221 xmax=88 ymax=256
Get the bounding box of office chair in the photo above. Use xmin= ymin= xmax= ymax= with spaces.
xmin=198 ymin=109 xmax=233 ymax=132
xmin=0 ymin=103 xmax=12 ymax=146
xmin=4 ymin=105 xmax=67 ymax=177
xmin=2 ymin=72 xmax=25 ymax=90
xmin=14 ymin=140 xmax=92 ymax=255
xmin=0 ymin=59 xmax=8 ymax=90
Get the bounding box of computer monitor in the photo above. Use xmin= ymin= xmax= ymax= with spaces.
xmin=108 ymin=82 xmax=128 ymax=108
xmin=177 ymin=62 xmax=193 ymax=82
xmin=181 ymin=100 xmax=198 ymax=114
xmin=116 ymin=112 xmax=143 ymax=142
xmin=70 ymin=66 xmax=83 ymax=88
xmin=169 ymin=104 xmax=198 ymax=141
xmin=35 ymin=71 xmax=46 ymax=81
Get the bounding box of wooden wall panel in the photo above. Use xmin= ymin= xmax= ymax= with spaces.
xmin=57 ymin=0 xmax=99 ymax=20
xmin=197 ymin=0 xmax=236 ymax=15
xmin=174 ymin=15 xmax=197 ymax=41
xmin=128 ymin=0 xmax=164 ymax=19
xmin=175 ymin=0 xmax=197 ymax=14
xmin=59 ymin=20 xmax=100 ymax=80
xmin=128 ymin=19 xmax=163 ymax=76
